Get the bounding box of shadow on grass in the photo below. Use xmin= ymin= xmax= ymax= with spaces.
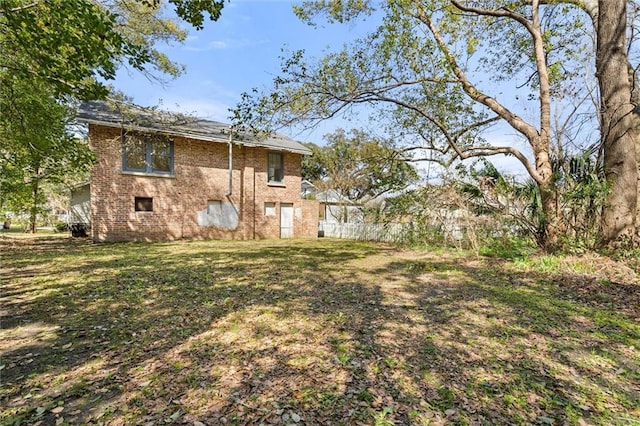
xmin=1 ymin=237 xmax=638 ymax=425
xmin=385 ymin=260 xmax=639 ymax=425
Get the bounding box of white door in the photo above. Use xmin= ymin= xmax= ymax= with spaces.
xmin=280 ymin=203 xmax=294 ymax=238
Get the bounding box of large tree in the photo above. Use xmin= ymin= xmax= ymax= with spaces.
xmin=236 ymin=0 xmax=594 ymax=250
xmin=238 ymin=0 xmax=640 ymax=249
xmin=593 ymin=0 xmax=638 ymax=246
xmin=304 ymin=128 xmax=419 ymax=203
xmin=526 ymin=0 xmax=639 ymax=247
xmin=538 ymin=0 xmax=639 ymax=246
xmin=0 ymin=0 xmax=224 ymax=99
xmin=0 ymin=0 xmax=225 ymax=230
xmin=0 ymin=79 xmax=94 ymax=232
xmin=447 ymin=1 xmax=640 ymax=248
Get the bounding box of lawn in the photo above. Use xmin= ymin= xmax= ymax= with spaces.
xmin=1 ymin=235 xmax=638 ymax=425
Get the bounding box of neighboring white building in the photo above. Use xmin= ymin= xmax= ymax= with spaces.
xmin=316 ymin=190 xmax=364 ymax=224
xmin=301 ymin=180 xmax=315 ymax=198
xmin=69 ymin=183 xmax=91 ymax=225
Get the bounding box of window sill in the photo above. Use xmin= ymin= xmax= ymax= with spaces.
xmin=122 ymin=171 xmax=175 ymax=179
xmin=267 ymin=181 xmax=286 ymax=187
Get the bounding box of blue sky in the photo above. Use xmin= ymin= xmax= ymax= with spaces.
xmin=111 ymin=0 xmax=560 ymax=178
xmin=113 ymin=0 xmax=370 ymax=146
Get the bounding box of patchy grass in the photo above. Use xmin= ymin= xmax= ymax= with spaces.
xmin=1 ymin=235 xmax=638 ymax=425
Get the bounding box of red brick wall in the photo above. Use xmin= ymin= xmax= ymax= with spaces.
xmin=88 ymin=124 xmax=318 ymax=242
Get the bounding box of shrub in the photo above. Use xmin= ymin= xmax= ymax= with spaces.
xmin=54 ymin=221 xmax=69 ymax=233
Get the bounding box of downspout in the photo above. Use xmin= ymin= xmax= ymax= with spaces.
xmin=253 ymin=157 xmax=256 ymax=239
xmin=227 ymin=129 xmax=233 ymax=196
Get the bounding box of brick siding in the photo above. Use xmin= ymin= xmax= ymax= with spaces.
xmin=89 ymin=124 xmax=318 ymax=242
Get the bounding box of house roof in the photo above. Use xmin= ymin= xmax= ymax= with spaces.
xmin=315 ymin=189 xmax=360 ymax=205
xmin=76 ymin=101 xmax=312 ymax=155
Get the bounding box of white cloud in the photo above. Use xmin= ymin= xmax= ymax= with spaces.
xmin=183 ymin=37 xmax=269 ymax=52
xmin=208 ymin=40 xmax=230 ymax=49
xmin=182 ymin=44 xmax=212 ymax=52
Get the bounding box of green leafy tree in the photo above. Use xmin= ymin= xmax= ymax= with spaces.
xmin=234 ymin=0 xmax=597 ymax=250
xmin=0 ymin=0 xmax=223 ymax=99
xmin=301 ymin=142 xmax=326 ymax=183
xmin=2 ymin=0 xmax=145 ymax=99
xmin=0 ymin=79 xmax=94 ymax=232
xmin=535 ymin=0 xmax=639 ymax=247
xmin=0 ymin=0 xmax=225 ymax=231
xmin=305 ymin=129 xmax=419 ymax=222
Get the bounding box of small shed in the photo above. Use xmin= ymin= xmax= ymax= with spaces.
xmin=69 ymin=183 xmax=91 ymax=236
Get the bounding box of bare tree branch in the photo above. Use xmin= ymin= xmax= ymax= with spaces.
xmin=0 ymin=2 xmax=41 ymax=13
xmin=451 ymin=0 xmax=533 ymax=30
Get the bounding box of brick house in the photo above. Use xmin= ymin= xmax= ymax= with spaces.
xmin=75 ymin=101 xmax=318 ymax=242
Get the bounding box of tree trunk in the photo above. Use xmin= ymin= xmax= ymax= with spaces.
xmin=628 ymin=60 xmax=640 ymax=242
xmin=635 ymin=105 xmax=640 ymax=241
xmin=537 ymin=185 xmax=556 ymax=249
xmin=531 ymin=132 xmax=562 ymax=250
xmin=28 ymin=181 xmax=39 ymax=234
xmin=637 ymin=130 xmax=640 ymax=238
xmin=539 ymin=170 xmax=562 ymax=251
xmin=597 ymin=0 xmax=638 ymax=247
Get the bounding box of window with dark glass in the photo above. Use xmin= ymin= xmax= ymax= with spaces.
xmin=123 ymin=133 xmax=173 ymax=175
xmin=135 ymin=197 xmax=153 ymax=212
xmin=268 ymin=152 xmax=284 ymax=183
